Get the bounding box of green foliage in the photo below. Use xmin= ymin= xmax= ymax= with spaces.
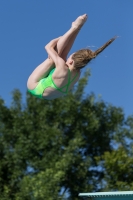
xmin=96 ymin=146 xmax=133 ymax=191
xmin=0 ymin=71 xmax=133 ymax=199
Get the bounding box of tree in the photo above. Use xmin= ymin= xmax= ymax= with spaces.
xmin=96 ymin=116 xmax=133 ymax=191
xmin=0 ymin=70 xmax=133 ymax=200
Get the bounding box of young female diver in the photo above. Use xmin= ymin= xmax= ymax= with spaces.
xmin=27 ymin=14 xmax=116 ymax=100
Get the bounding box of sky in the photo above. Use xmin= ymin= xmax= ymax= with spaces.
xmin=0 ymin=0 xmax=133 ymax=117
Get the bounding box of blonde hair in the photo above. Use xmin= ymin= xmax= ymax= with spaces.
xmin=72 ymin=36 xmax=117 ymax=69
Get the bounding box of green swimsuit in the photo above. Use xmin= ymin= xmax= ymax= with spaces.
xmin=28 ymin=68 xmax=78 ymax=99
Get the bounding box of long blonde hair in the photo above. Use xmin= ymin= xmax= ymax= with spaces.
xmin=72 ymin=36 xmax=117 ymax=69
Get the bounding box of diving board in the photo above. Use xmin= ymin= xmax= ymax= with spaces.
xmin=79 ymin=191 xmax=133 ymax=200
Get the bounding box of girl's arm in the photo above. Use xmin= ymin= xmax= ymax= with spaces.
xmin=45 ymin=38 xmax=66 ymax=69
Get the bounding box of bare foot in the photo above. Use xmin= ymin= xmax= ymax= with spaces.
xmin=72 ymin=14 xmax=88 ymax=30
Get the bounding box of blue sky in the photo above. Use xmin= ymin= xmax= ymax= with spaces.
xmin=0 ymin=0 xmax=133 ymax=117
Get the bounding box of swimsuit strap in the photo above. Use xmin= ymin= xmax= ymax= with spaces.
xmin=69 ymin=69 xmax=79 ymax=84
xmin=62 ymin=69 xmax=79 ymax=93
xmin=59 ymin=69 xmax=71 ymax=93
xmin=51 ymin=69 xmax=78 ymax=94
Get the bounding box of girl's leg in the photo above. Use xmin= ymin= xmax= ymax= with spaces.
xmin=58 ymin=29 xmax=80 ymax=60
xmin=27 ymin=14 xmax=87 ymax=90
xmin=55 ymin=28 xmax=80 ymax=61
xmin=56 ymin=14 xmax=87 ymax=60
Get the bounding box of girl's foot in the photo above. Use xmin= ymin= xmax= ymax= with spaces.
xmin=72 ymin=14 xmax=88 ymax=30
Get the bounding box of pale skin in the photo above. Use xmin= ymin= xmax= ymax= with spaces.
xmin=27 ymin=14 xmax=88 ymax=99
